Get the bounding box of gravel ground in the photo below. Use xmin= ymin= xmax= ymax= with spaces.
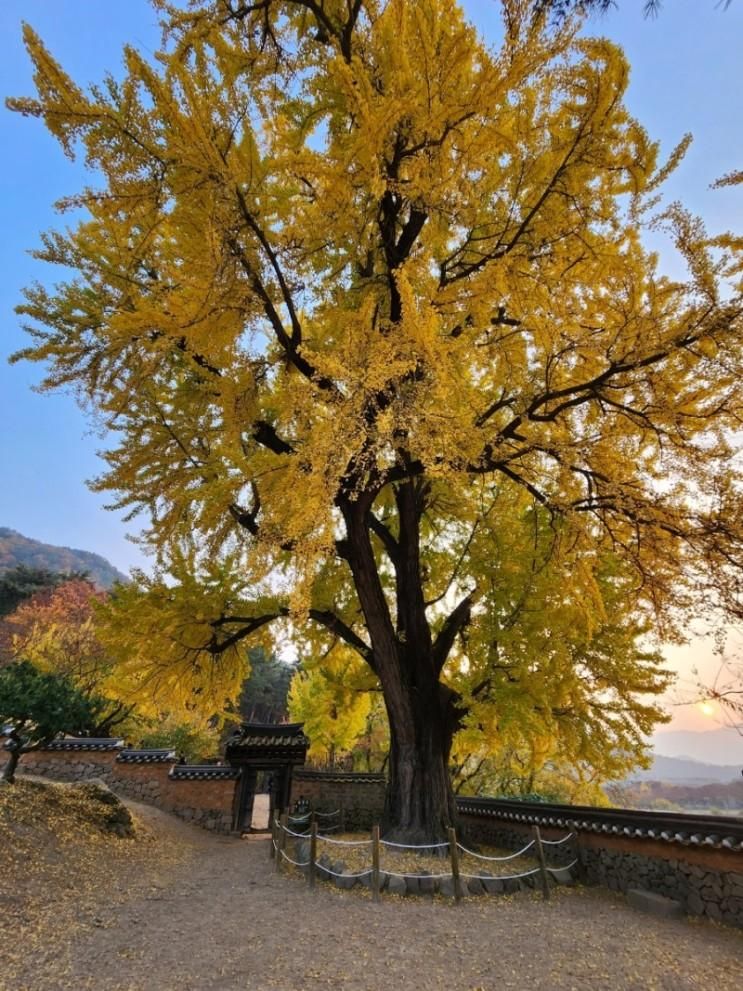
xmin=2 ymin=799 xmax=741 ymax=991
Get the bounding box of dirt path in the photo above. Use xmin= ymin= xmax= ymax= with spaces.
xmin=2 ymin=800 xmax=741 ymax=991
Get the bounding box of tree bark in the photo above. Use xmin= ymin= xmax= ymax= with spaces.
xmin=340 ymin=485 xmax=463 ymax=843
xmin=381 ymin=676 xmax=460 ymax=843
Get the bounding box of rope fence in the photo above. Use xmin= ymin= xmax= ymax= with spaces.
xmin=379 ymin=838 xmax=450 ymax=850
xmin=541 ymin=833 xmax=575 ymax=846
xmin=270 ymin=812 xmax=578 ymax=903
xmin=316 ymin=835 xmax=373 ymax=847
xmin=459 ymin=867 xmax=541 ymax=881
xmin=281 ymin=851 xmax=312 ymax=869
xmin=283 ymin=823 xmax=312 ymax=839
xmin=321 ymin=865 xmax=374 ymax=879
xmin=385 ymin=869 xmax=452 ymax=880
xmin=287 ymin=807 xmax=344 ymax=834
xmin=547 ymin=858 xmax=579 ymax=872
xmin=456 ymin=839 xmax=535 ymax=861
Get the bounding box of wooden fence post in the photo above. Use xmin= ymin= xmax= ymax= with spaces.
xmin=276 ymin=812 xmax=288 ymax=874
xmin=308 ymin=820 xmax=317 ymax=890
xmin=269 ymin=813 xmax=277 ymax=860
xmin=448 ymin=827 xmax=461 ymax=903
xmin=569 ymin=820 xmax=583 ymax=879
xmin=372 ymin=824 xmax=381 ymax=903
xmin=532 ymin=825 xmax=551 ymax=901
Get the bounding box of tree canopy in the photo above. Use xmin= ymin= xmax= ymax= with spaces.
xmin=0 ymin=661 xmax=104 ymax=783
xmin=9 ymin=0 xmax=743 ymax=839
xmin=0 ymin=564 xmax=67 ymax=620
xmin=237 ymin=648 xmax=295 ymax=724
xmin=2 ymin=579 xmax=136 ymax=735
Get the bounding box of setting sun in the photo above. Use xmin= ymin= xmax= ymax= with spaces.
xmin=698 ymin=701 xmax=716 ymax=717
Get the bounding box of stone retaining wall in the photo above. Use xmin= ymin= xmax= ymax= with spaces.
xmin=19 ymin=749 xmax=115 ymax=783
xmin=290 ymin=769 xmax=386 ymax=830
xmin=459 ymin=809 xmax=743 ymax=929
xmin=18 ymin=749 xmax=235 ymax=833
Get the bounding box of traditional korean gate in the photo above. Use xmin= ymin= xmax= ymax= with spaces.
xmin=225 ymin=722 xmax=309 ymax=833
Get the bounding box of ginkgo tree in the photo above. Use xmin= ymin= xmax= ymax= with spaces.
xmin=9 ymin=0 xmax=743 ymax=841
xmin=288 ymin=648 xmax=374 ymax=765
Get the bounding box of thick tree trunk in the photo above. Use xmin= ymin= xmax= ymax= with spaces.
xmin=340 ymin=487 xmax=462 ymax=843
xmin=381 ymin=677 xmax=460 ymax=843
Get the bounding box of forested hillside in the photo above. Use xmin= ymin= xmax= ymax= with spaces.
xmin=0 ymin=529 xmax=127 ymax=589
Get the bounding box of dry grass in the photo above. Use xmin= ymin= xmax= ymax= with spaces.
xmin=0 ymin=777 xmax=193 ymax=984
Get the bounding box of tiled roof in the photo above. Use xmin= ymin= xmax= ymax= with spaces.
xmin=237 ymin=733 xmax=309 ymax=747
xmin=117 ymin=748 xmax=176 ymax=764
xmin=229 ymin=721 xmax=309 ymax=748
xmin=169 ymin=764 xmax=241 ymax=781
xmin=294 ymin=769 xmax=386 ymax=784
xmin=456 ymin=797 xmax=743 ymax=854
xmin=225 ymin=721 xmax=309 ymax=768
xmin=45 ymin=737 xmax=124 ymax=752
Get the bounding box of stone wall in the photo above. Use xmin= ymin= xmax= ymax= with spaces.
xmin=459 ymin=809 xmax=743 ymax=929
xmin=18 ymin=749 xmax=237 ymax=833
xmin=579 ymin=832 xmax=743 ymax=928
xmin=290 ymin=769 xmax=386 ymax=830
xmin=19 ymin=749 xmax=115 ymax=784
xmin=114 ymin=762 xmax=236 ymax=832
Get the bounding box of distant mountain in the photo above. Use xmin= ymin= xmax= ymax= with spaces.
xmin=612 ymin=774 xmax=743 ymax=814
xmin=630 ymin=754 xmax=741 ymax=785
xmin=614 ymin=751 xmax=743 ymax=813
xmin=652 ymin=727 xmax=743 ymax=766
xmin=0 ymin=528 xmax=127 ymax=589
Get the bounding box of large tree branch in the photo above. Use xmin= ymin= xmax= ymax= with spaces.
xmin=211 ymin=603 xmax=374 ymax=669
xmin=229 ymin=484 xmax=260 ymax=536
xmin=231 ymin=183 xmax=303 ymax=346
xmin=378 ymin=195 xmax=428 ymax=322
xmin=366 ymin=510 xmax=399 ymax=564
xmin=339 ymin=494 xmax=399 ymax=672
xmin=252 ymin=419 xmax=295 ymax=455
xmin=227 ymin=220 xmax=339 ymax=395
xmin=432 ymin=591 xmax=476 ymax=674
xmin=340 ymin=0 xmax=364 ymax=59
xmin=207 ymin=612 xmax=280 ymax=654
xmin=174 ymin=336 xmax=222 ymax=377
xmin=221 ymin=0 xmax=361 ymax=61
xmin=308 ymin=608 xmax=376 ymax=672
xmin=439 ymin=123 xmax=588 ymax=287
xmin=475 ymin=306 xmax=738 ymax=461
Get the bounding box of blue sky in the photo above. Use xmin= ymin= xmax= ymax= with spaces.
xmin=1 ymin=0 xmax=161 ymax=574
xmin=1 ymin=0 xmax=741 ymax=734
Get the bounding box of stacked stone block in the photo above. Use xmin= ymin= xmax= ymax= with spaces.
xmin=459 ymin=808 xmax=743 ymax=929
